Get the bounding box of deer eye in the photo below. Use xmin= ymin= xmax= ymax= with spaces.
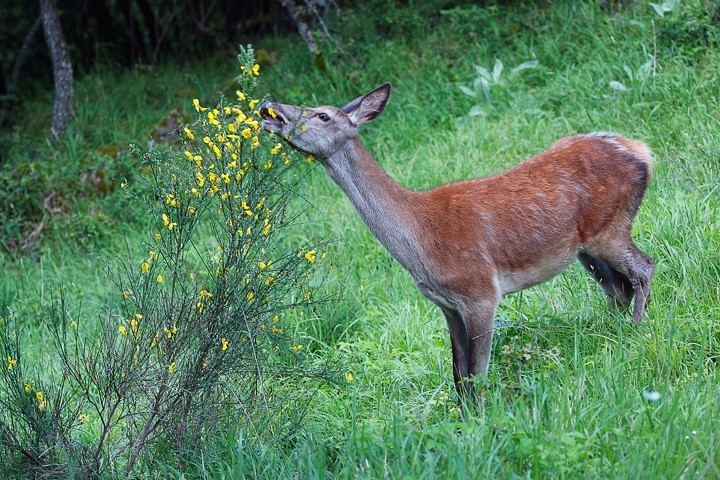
xmin=317 ymin=112 xmax=330 ymax=122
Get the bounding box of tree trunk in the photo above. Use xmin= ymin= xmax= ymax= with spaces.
xmin=39 ymin=0 xmax=73 ymax=142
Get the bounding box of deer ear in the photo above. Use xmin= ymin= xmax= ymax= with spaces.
xmin=341 ymin=83 xmax=391 ymax=126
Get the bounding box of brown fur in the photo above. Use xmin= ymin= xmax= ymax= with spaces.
xmin=260 ymin=85 xmax=655 ymax=401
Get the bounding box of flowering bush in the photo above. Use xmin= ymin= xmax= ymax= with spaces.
xmin=0 ymin=46 xmax=329 ymax=477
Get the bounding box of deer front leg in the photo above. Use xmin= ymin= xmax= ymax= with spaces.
xmin=441 ymin=308 xmax=470 ymax=397
xmin=462 ymin=295 xmax=500 ymax=399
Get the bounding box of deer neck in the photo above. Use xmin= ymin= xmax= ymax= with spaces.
xmin=323 ymin=137 xmax=423 ymax=272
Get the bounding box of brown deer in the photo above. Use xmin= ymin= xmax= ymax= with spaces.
xmin=260 ymin=83 xmax=655 ymax=399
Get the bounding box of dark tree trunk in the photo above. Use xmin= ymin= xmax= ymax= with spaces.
xmin=0 ymin=15 xmax=42 ymax=133
xmin=39 ymin=0 xmax=74 ymax=142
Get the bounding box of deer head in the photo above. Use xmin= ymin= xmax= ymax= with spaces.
xmin=260 ymin=83 xmax=391 ymax=161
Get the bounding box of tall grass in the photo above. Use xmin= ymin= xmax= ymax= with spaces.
xmin=2 ymin=1 xmax=719 ymax=478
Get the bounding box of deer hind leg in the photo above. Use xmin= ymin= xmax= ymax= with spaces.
xmin=578 ymin=251 xmax=634 ymax=310
xmin=586 ymin=240 xmax=655 ymax=323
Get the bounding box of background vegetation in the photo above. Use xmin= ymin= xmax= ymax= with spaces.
xmin=1 ymin=0 xmax=719 ymax=478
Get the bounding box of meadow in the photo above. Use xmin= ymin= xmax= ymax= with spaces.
xmin=1 ymin=1 xmax=719 ymax=478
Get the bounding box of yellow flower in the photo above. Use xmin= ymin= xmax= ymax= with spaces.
xmin=184 ymin=150 xmax=194 ymax=161
xmin=184 ymin=127 xmax=195 ymax=140
xmin=157 ymin=274 xmax=164 ymax=283
xmin=123 ymin=290 xmax=134 ymax=299
xmin=130 ymin=318 xmax=138 ymax=333
xmin=236 ymin=90 xmax=246 ymax=101
xmin=228 ymin=123 xmax=236 ymax=133
xmin=270 ymin=143 xmax=282 ymax=155
xmin=24 ymin=384 xmax=31 ymax=393
xmin=188 ymin=206 xmax=196 ymax=214
xmin=155 ymin=233 xmax=162 ymax=241
xmin=193 ymin=99 xmax=207 ymax=112
xmin=221 ymin=338 xmax=228 ymax=351
xmin=197 ymin=172 xmax=205 ymax=187
xmin=241 ymin=128 xmax=252 ymax=139
xmin=292 ymin=344 xmax=302 ymax=352
xmin=249 ymin=99 xmax=259 ymax=110
xmin=300 ymin=124 xmax=306 ymax=132
xmin=150 ymin=251 xmax=158 ymax=260
xmin=168 ymin=362 xmax=176 ymax=374
xmin=247 ymin=292 xmax=255 ymax=301
xmin=79 ymin=413 xmax=90 ymax=423
xmin=162 ymin=213 xmax=170 ymax=226
xmin=141 ymin=262 xmax=150 ymax=274
xmin=347 ymin=373 xmax=353 ymax=382
xmin=70 ymin=321 xmax=78 ymax=329
xmin=36 ymin=391 xmax=47 ymax=410
xmin=7 ymin=356 xmax=17 ymax=370
xmin=307 ymin=155 xmax=314 ymax=163
xmin=120 ymin=182 xmax=127 ymax=188
xmin=305 ymin=250 xmax=317 ymax=263
xmin=252 ymin=64 xmax=260 ymax=75
xmin=119 ymin=325 xmax=128 ymax=337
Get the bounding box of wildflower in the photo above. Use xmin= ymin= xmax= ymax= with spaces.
xmin=292 ymin=344 xmax=302 ymax=352
xmin=25 ymin=384 xmax=31 ymax=393
xmin=184 ymin=150 xmax=194 ymax=161
xmin=121 ymin=182 xmax=127 ymax=188
xmin=157 ymin=274 xmax=164 ymax=283
xmin=36 ymin=391 xmax=47 ymax=410
xmin=247 ymin=292 xmax=255 ymax=301
xmin=193 ymin=99 xmax=207 ymax=112
xmin=258 ymin=261 xmax=266 ymax=269
xmin=305 ymin=250 xmax=317 ymax=263
xmin=347 ymin=373 xmax=353 ymax=382
xmin=119 ymin=325 xmax=128 ymax=337
xmin=236 ymin=90 xmax=246 ymax=101
xmin=168 ymin=362 xmax=175 ymax=374
xmin=643 ymin=390 xmax=661 ymax=402
xmin=79 ymin=414 xmax=90 ymax=423
xmin=7 ymin=356 xmax=17 ymax=370
xmin=150 ymin=251 xmax=158 ymax=260
xmin=270 ymin=143 xmax=282 ymax=155
xmin=249 ymin=99 xmax=259 ymax=110
xmin=197 ymin=172 xmax=205 ymax=187
xmin=300 ymin=124 xmax=306 ymax=132
xmin=184 ymin=127 xmax=195 ymax=140
xmin=252 ymin=64 xmax=260 ymax=75
xmin=130 ymin=318 xmax=138 ymax=333
xmin=228 ymin=123 xmax=236 ymax=133
xmin=241 ymin=128 xmax=252 ymax=139
xmin=155 ymin=233 xmax=162 ymax=241
xmin=307 ymin=155 xmax=314 ymax=163
xmin=221 ymin=338 xmax=228 ymax=351
xmin=141 ymin=262 xmax=150 ymax=273
xmin=123 ymin=290 xmax=134 ymax=299
xmin=70 ymin=321 xmax=78 ymax=329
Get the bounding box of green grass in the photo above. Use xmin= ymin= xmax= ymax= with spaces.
xmin=2 ymin=1 xmax=720 ymax=478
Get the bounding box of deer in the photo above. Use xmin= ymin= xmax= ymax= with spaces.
xmin=260 ymin=83 xmax=655 ymax=400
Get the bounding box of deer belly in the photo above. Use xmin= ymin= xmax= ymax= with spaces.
xmin=497 ymin=253 xmax=577 ymax=294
